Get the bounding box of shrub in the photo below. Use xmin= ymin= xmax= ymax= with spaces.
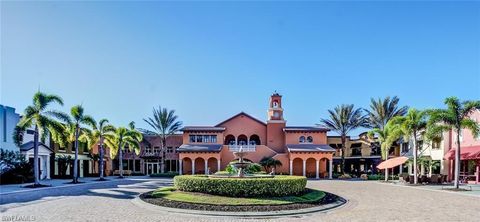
xmin=360 ymin=174 xmax=368 ymax=180
xmin=0 ymin=149 xmax=33 ymax=184
xmin=338 ymin=174 xmax=352 ymax=179
xmin=150 ymin=172 xmax=179 ymax=178
xmin=174 ymin=175 xmax=307 ymax=197
xmin=245 ymin=163 xmax=262 ymax=174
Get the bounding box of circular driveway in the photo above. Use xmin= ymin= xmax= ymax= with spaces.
xmin=1 ymin=178 xmax=479 ymax=221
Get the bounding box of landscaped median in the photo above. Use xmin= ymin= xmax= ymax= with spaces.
xmin=174 ymin=175 xmax=306 ymax=197
xmin=140 ymin=175 xmax=345 ymax=213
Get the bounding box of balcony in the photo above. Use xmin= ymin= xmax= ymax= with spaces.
xmin=228 ymin=144 xmax=256 ymax=152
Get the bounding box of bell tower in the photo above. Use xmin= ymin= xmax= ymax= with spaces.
xmin=266 ymin=92 xmax=286 ymax=153
xmin=267 ymin=92 xmax=285 ymax=122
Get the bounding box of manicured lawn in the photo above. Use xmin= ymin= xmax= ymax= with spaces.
xmin=151 ymin=187 xmax=325 ymax=206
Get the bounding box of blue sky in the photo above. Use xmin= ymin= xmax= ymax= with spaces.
xmin=1 ymin=1 xmax=479 ymax=135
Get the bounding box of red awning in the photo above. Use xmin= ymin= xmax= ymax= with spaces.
xmin=377 ymin=157 xmax=409 ymax=170
xmin=444 ymin=145 xmax=480 ymax=160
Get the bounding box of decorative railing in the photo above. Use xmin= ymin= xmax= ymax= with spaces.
xmin=228 ymin=144 xmax=256 ymax=152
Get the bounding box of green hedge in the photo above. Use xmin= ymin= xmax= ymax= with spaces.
xmin=150 ymin=172 xmax=179 ymax=178
xmin=174 ymin=175 xmax=307 ymax=197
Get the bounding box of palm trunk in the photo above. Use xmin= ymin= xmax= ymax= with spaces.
xmin=385 ymin=155 xmax=389 ymax=182
xmin=99 ymin=139 xmax=105 ymax=180
xmin=340 ymin=135 xmax=346 ymax=175
xmin=161 ymin=136 xmax=166 ymax=174
xmin=118 ymin=141 xmax=123 ymax=178
xmin=73 ymin=125 xmax=80 ymax=183
xmin=33 ymin=125 xmax=40 ymax=186
xmin=413 ymin=133 xmax=418 ymax=185
xmin=454 ymin=128 xmax=461 ymax=189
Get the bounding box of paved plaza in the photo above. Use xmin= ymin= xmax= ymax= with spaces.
xmin=1 ymin=177 xmax=479 ymax=222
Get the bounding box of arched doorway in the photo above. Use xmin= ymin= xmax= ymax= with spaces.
xmin=320 ymin=158 xmax=329 ymax=178
xmin=207 ymin=157 xmax=219 ymax=173
xmin=249 ymin=134 xmax=261 ymax=145
xmin=305 ymin=158 xmax=317 ymax=178
xmin=194 ymin=158 xmax=205 ymax=174
xmin=182 ymin=158 xmax=192 ymax=175
xmin=237 ymin=135 xmax=248 ymax=145
xmin=292 ymin=158 xmax=303 ymax=176
xmin=225 ymin=134 xmax=236 ymax=145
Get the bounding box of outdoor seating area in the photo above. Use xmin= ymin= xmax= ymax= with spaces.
xmin=399 ymin=174 xmax=448 ymax=185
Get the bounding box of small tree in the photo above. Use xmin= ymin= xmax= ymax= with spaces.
xmin=390 ymin=108 xmax=428 ymax=184
xmin=105 ymin=123 xmax=142 ymax=178
xmin=259 ymin=157 xmax=282 ymax=172
xmin=368 ymin=123 xmax=402 ymax=181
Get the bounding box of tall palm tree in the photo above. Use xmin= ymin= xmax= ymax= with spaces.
xmin=68 ymin=105 xmax=96 ymax=183
xmin=105 ymin=123 xmax=142 ymax=178
xmin=427 ymin=97 xmax=480 ymax=189
xmin=83 ymin=119 xmax=115 ymax=181
xmin=13 ymin=92 xmax=68 ymax=186
xmin=320 ymin=104 xmax=368 ymax=174
xmin=142 ymin=107 xmax=182 ymax=173
xmin=365 ymin=96 xmax=408 ymax=130
xmin=390 ymin=108 xmax=428 ymax=184
xmin=368 ymin=123 xmax=402 ymax=181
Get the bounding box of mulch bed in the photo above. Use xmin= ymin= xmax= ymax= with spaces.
xmin=140 ymin=191 xmax=341 ymax=212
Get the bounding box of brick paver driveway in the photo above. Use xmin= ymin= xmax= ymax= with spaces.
xmin=1 ymin=178 xmax=479 ymax=221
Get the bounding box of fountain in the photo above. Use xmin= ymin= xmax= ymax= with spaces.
xmin=232 ymin=147 xmax=250 ymax=178
xmin=208 ymin=146 xmax=274 ymax=178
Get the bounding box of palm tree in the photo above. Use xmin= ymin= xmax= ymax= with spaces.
xmin=141 ymin=107 xmax=182 ymax=173
xmin=68 ymin=105 xmax=96 ymax=183
xmin=368 ymin=123 xmax=402 ymax=181
xmin=13 ymin=92 xmax=68 ymax=187
xmin=320 ymin=104 xmax=368 ymax=174
xmin=365 ymin=96 xmax=408 ymax=130
xmin=83 ymin=119 xmax=115 ymax=181
xmin=105 ymin=123 xmax=142 ymax=178
xmin=427 ymin=97 xmax=480 ymax=189
xmin=259 ymin=157 xmax=282 ymax=173
xmin=390 ymin=108 xmax=428 ymax=184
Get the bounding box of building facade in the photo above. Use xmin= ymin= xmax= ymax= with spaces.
xmin=177 ymin=93 xmax=336 ymax=179
xmin=0 ymin=105 xmax=20 ymax=152
xmin=112 ymin=134 xmax=183 ymax=175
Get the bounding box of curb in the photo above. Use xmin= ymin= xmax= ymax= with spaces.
xmin=0 ymin=179 xmax=122 ymax=196
xmin=131 ymin=195 xmax=348 ymax=218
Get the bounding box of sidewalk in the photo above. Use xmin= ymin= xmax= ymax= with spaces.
xmin=377 ymin=180 xmax=480 ymax=197
xmin=0 ymin=176 xmax=150 ymax=195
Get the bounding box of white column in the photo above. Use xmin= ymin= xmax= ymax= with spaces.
xmin=329 ymin=159 xmax=333 ymax=179
xmin=204 ymin=159 xmax=208 ymax=175
xmin=476 ymin=165 xmax=479 ymax=184
xmin=302 ymin=159 xmax=306 ymax=177
xmin=315 ymin=159 xmax=320 ymax=179
xmin=399 ymin=164 xmax=403 ymax=174
xmin=289 ymin=160 xmax=293 ymax=175
xmin=217 ymin=159 xmax=221 ymax=173
xmin=192 ymin=159 xmax=195 ymax=175
xmin=46 ymin=156 xmax=51 ymax=179
xmin=429 ymin=164 xmax=433 ymax=177
xmin=179 ymin=159 xmax=183 ymax=175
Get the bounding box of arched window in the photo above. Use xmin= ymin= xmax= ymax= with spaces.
xmin=249 ymin=134 xmax=261 ymax=145
xmin=307 ymin=136 xmax=313 ymax=143
xmin=237 ymin=135 xmax=248 ymax=146
xmin=299 ymin=136 xmax=306 ymax=143
xmin=225 ymin=134 xmax=236 ymax=145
